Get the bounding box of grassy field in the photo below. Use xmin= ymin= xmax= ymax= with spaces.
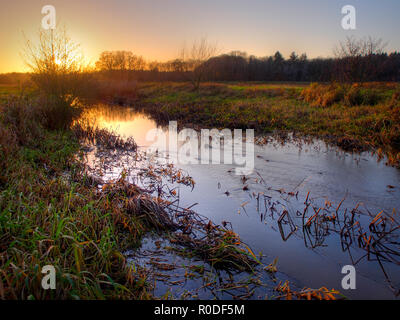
xmin=1 ymin=80 xmax=398 ymax=299
xmin=0 ymin=85 xmax=20 ymax=102
xmin=132 ymin=81 xmax=400 ymax=167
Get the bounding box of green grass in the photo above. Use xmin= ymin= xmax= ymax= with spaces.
xmin=139 ymin=82 xmax=305 ymax=105
xmin=0 ymin=97 xmax=154 ymax=299
xmin=0 ymin=93 xmax=263 ymax=299
xmin=133 ymin=81 xmax=400 ymax=167
xmin=0 ymin=85 xmax=19 ymax=102
xmin=0 ymin=84 xmax=36 ymax=104
xmin=1 ymin=79 xmax=398 ymax=299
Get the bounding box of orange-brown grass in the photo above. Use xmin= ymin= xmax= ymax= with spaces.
xmin=300 ymin=82 xmax=392 ymax=107
xmin=274 ymin=281 xmax=343 ymax=300
xmin=94 ymin=79 xmax=139 ymax=105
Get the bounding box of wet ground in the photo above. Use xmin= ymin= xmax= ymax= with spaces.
xmin=81 ymin=104 xmax=400 ymax=300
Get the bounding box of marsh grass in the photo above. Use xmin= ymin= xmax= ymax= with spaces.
xmin=131 ymin=82 xmax=400 ymax=167
xmin=300 ymin=82 xmax=394 ymax=107
xmin=72 ymin=121 xmax=137 ymax=151
xmin=0 ymin=96 xmax=153 ymax=299
xmin=94 ymin=79 xmax=139 ymax=105
xmin=273 ymin=281 xmax=343 ymax=300
xmin=0 ymin=94 xmax=264 ymax=299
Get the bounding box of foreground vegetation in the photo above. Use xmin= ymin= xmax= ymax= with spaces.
xmin=0 ymin=28 xmax=272 ymax=299
xmin=0 ymin=92 xmax=270 ymax=299
xmin=4 ymin=27 xmax=390 ymax=300
xmin=128 ymin=81 xmax=400 ymax=167
xmin=0 ymin=84 xmax=349 ymax=300
xmin=0 ymin=96 xmax=147 ymax=299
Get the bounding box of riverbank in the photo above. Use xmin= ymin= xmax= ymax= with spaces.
xmin=79 ymin=103 xmax=400 ymax=299
xmin=0 ymin=96 xmax=146 ymax=299
xmin=0 ymin=94 xmax=271 ymax=299
xmin=127 ymin=82 xmax=400 ymax=167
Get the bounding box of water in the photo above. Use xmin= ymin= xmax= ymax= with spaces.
xmin=82 ymin=104 xmax=400 ymax=300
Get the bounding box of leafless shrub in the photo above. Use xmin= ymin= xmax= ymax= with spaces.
xmin=333 ymin=36 xmax=388 ymax=82
xmin=179 ymin=38 xmax=218 ymax=90
xmin=23 ymin=27 xmax=91 ymax=102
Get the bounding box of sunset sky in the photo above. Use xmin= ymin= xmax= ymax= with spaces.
xmin=1 ymin=0 xmax=399 ymax=73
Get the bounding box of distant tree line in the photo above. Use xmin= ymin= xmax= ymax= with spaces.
xmin=0 ymin=73 xmax=30 ymax=85
xmin=1 ymin=37 xmax=398 ymax=86
xmin=93 ymin=37 xmax=400 ymax=84
xmin=95 ymin=53 xmax=400 ymax=84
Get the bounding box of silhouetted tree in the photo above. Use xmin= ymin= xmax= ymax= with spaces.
xmin=91 ymin=36 xmax=399 ymax=83
xmin=180 ymin=38 xmax=218 ymax=90
xmin=333 ymin=36 xmax=387 ymax=82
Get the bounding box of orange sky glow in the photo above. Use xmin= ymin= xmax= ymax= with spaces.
xmin=1 ymin=0 xmax=399 ymax=73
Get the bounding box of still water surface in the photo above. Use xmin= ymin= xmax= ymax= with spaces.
xmin=82 ymin=104 xmax=400 ymax=299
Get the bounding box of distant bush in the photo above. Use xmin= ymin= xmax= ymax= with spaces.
xmin=38 ymin=95 xmax=82 ymax=130
xmin=0 ymin=97 xmax=44 ymax=185
xmin=23 ymin=28 xmax=96 ymax=129
xmin=0 ymin=97 xmax=43 ymax=145
xmin=301 ymin=83 xmax=385 ymax=107
xmin=301 ymin=83 xmax=344 ymax=107
xmin=93 ymin=79 xmax=138 ymax=105
xmin=0 ymin=73 xmax=30 ymax=85
xmin=388 ymin=85 xmax=400 ymax=107
xmin=343 ymin=84 xmax=380 ymax=106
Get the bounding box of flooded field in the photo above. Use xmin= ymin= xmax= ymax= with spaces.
xmin=81 ymin=104 xmax=400 ymax=300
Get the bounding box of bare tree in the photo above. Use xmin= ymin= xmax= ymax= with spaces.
xmin=334 ymin=36 xmax=386 ymax=58
xmin=22 ymin=27 xmax=92 ymax=129
xmin=148 ymin=61 xmax=160 ymax=72
xmin=333 ymin=36 xmax=388 ymax=82
xmin=180 ymin=38 xmax=218 ymax=90
xmin=95 ymin=51 xmax=115 ymax=71
xmin=127 ymin=54 xmax=146 ymax=71
xmin=23 ymin=26 xmax=88 ymax=103
xmin=96 ymin=51 xmax=147 ymax=73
